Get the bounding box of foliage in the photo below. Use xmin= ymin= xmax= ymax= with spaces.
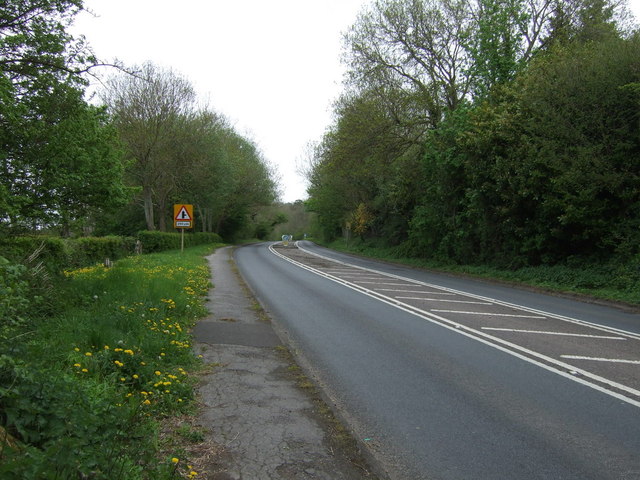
xmin=0 ymin=236 xmax=69 ymax=276
xmin=0 ymin=259 xmax=31 ymax=341
xmin=0 ymin=0 xmax=131 ymax=234
xmin=0 ymin=246 xmax=215 ymax=478
xmin=68 ymin=236 xmax=138 ymax=267
xmin=1 ymin=2 xmax=278 ymax=239
xmin=137 ymin=231 xmax=223 ymax=253
xmin=103 ymin=66 xmax=278 ymax=238
xmin=307 ymin=0 xmax=640 ymax=270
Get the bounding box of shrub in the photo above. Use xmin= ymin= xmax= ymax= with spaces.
xmin=67 ymin=236 xmax=136 ymax=268
xmin=0 ymin=258 xmax=31 ymax=341
xmin=137 ymin=231 xmax=222 ymax=253
xmin=0 ymin=236 xmax=68 ymax=275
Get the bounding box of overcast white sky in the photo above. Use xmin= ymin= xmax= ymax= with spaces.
xmin=73 ymin=0 xmax=370 ymax=203
xmin=72 ymin=0 xmax=640 ymax=203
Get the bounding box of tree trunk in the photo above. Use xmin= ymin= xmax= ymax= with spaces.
xmin=158 ymin=196 xmax=167 ymax=232
xmin=143 ymin=185 xmax=155 ymax=230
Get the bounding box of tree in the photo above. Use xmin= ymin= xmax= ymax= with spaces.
xmin=0 ymin=0 xmax=129 ymax=233
xmin=344 ymin=0 xmax=474 ymax=129
xmin=103 ymin=63 xmax=197 ymax=230
xmin=0 ymin=0 xmax=93 ymax=95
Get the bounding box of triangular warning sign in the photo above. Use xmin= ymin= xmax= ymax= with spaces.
xmin=175 ymin=206 xmax=191 ymax=221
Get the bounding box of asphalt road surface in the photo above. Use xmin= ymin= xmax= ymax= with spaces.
xmin=235 ymin=241 xmax=640 ymax=480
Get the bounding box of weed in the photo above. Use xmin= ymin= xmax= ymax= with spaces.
xmin=0 ymin=245 xmax=218 ymax=478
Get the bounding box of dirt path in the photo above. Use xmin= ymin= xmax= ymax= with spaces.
xmin=192 ymin=246 xmax=378 ymax=480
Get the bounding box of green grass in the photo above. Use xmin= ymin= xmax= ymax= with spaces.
xmin=323 ymin=239 xmax=640 ymax=307
xmin=0 ymin=244 xmax=222 ymax=479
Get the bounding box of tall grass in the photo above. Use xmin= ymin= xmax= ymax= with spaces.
xmin=0 ymin=244 xmax=221 ymax=479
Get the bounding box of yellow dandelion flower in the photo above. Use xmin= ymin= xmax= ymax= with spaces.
xmin=85 ymin=352 xmax=92 ymax=356
xmin=171 ymin=457 xmax=179 ymax=464
xmin=82 ymin=368 xmax=88 ymax=373
xmin=73 ymin=363 xmax=81 ymax=368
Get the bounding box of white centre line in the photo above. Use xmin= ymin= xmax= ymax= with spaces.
xmin=397 ymin=297 xmax=492 ymax=305
xmin=561 ymin=355 xmax=640 ymax=365
xmin=482 ymin=328 xmax=626 ymax=340
xmin=357 ymin=281 xmax=414 ymax=286
xmin=432 ymin=310 xmax=547 ymax=319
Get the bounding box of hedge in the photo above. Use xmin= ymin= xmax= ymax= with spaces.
xmin=136 ymin=231 xmax=223 ymax=253
xmin=0 ymin=231 xmax=223 ymax=274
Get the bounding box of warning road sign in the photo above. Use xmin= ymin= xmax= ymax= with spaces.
xmin=173 ymin=204 xmax=194 ymax=229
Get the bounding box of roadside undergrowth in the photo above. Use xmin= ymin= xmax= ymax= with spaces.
xmin=0 ymin=244 xmax=222 ymax=479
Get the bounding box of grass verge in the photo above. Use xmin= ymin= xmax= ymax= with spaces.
xmin=0 ymin=244 xmax=222 ymax=479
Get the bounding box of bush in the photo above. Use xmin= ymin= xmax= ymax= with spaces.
xmin=67 ymin=236 xmax=137 ymax=268
xmin=137 ymin=231 xmax=222 ymax=253
xmin=0 ymin=258 xmax=31 ymax=341
xmin=0 ymin=236 xmax=68 ymax=276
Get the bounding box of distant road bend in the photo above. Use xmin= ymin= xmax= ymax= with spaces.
xmin=235 ymin=240 xmax=640 ymax=480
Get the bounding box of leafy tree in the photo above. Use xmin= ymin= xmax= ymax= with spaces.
xmin=103 ymin=63 xmax=197 ymax=231
xmin=344 ymin=0 xmax=474 ymax=128
xmin=467 ymin=0 xmax=529 ymax=96
xmin=0 ymin=0 xmax=129 ymax=234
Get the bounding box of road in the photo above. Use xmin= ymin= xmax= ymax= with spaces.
xmin=234 ymin=241 xmax=640 ymax=480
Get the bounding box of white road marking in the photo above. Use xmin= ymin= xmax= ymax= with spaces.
xmin=377 ymin=289 xmax=455 ymax=295
xmin=296 ymin=243 xmax=640 ymax=341
xmin=561 ymin=355 xmax=640 ymax=364
xmin=342 ymin=276 xmax=388 ymax=279
xmin=397 ymin=297 xmax=492 ymax=305
xmin=482 ymin=327 xmax=626 ymax=340
xmin=269 ymin=243 xmax=640 ymax=407
xmin=357 ymin=281 xmax=415 ymax=286
xmin=432 ymin=310 xmax=546 ymax=319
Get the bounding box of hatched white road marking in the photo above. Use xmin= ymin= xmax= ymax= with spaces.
xmin=397 ymin=297 xmax=492 ymax=305
xmin=377 ymin=289 xmax=455 ymax=295
xmin=269 ymin=243 xmax=640 ymax=408
xmin=481 ymin=327 xmax=626 ymax=340
xmin=561 ymin=355 xmax=640 ymax=364
xmin=432 ymin=310 xmax=546 ymax=319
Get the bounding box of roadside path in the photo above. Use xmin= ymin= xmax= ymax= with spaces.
xmin=193 ymin=246 xmax=375 ymax=480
